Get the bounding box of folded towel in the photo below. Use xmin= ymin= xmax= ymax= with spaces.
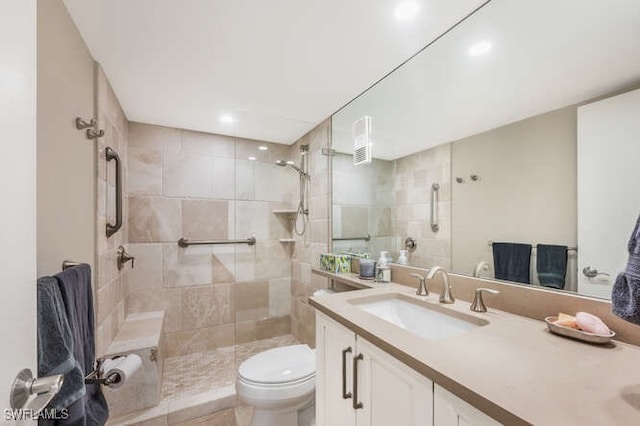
xmin=612 ymin=214 xmax=640 ymax=325
xmin=536 ymin=244 xmax=568 ymax=289
xmin=492 ymin=242 xmax=532 ymax=284
xmin=37 ymin=277 xmax=85 ymax=411
xmin=55 ymin=264 xmax=109 ymax=425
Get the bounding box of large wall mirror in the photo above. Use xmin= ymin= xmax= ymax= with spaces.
xmin=330 ymin=0 xmax=640 ymax=300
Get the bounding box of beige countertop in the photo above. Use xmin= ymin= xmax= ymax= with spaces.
xmin=310 ymin=269 xmax=640 ymax=426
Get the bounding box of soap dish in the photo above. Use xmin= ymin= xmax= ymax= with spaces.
xmin=545 ymin=316 xmax=615 ymax=344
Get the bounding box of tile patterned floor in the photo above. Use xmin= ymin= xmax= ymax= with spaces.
xmin=162 ymin=334 xmax=300 ymax=402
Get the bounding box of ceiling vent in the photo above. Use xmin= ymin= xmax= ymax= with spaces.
xmin=352 ymin=116 xmax=373 ymax=166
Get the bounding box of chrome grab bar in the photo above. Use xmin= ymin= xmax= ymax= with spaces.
xmin=105 ymin=147 xmax=122 ymax=238
xmin=333 ymin=233 xmax=371 ymax=242
xmin=430 ymin=183 xmax=439 ymax=232
xmin=178 ymin=236 xmax=256 ymax=247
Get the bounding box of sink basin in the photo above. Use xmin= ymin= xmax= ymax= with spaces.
xmin=350 ymin=294 xmax=488 ymax=341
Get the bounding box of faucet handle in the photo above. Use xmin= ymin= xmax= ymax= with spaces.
xmin=410 ymin=273 xmax=428 ymax=296
xmin=117 ymin=245 xmax=135 ymax=270
xmin=470 ymin=288 xmax=500 ymax=313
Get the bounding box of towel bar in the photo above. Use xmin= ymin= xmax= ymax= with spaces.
xmin=488 ymin=240 xmax=577 ymax=251
xmin=333 ymin=233 xmax=371 ymax=242
xmin=178 ymin=236 xmax=256 ymax=247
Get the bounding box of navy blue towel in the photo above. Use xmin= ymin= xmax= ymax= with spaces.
xmin=612 ymin=214 xmax=640 ymax=325
xmin=37 ymin=277 xmax=85 ymax=412
xmin=492 ymin=242 xmax=532 ymax=284
xmin=536 ymin=244 xmax=568 ymax=289
xmin=55 ymin=264 xmax=109 ymax=426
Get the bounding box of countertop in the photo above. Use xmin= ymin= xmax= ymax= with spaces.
xmin=310 ymin=269 xmax=640 ymax=425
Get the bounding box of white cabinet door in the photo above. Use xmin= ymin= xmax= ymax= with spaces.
xmin=434 ymin=384 xmax=500 ymax=426
xmin=355 ymin=337 xmax=433 ymax=426
xmin=316 ymin=312 xmax=357 ymax=426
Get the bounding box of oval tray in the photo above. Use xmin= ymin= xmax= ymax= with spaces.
xmin=545 ymin=316 xmax=615 ymax=344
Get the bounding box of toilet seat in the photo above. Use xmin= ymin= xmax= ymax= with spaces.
xmin=238 ymin=344 xmax=315 ymax=385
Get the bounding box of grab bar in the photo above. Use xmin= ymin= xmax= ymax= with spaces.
xmin=333 ymin=233 xmax=371 ymax=242
xmin=430 ymin=183 xmax=439 ymax=232
xmin=105 ymin=147 xmax=122 ymax=238
xmin=178 ymin=236 xmax=256 ymax=247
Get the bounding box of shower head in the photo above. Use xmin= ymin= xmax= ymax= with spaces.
xmin=275 ymin=160 xmax=306 ymax=176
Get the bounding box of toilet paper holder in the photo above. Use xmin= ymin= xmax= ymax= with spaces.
xmin=84 ymin=357 xmax=123 ymax=387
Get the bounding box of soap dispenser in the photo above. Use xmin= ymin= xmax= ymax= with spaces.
xmin=375 ymin=251 xmax=391 ymax=283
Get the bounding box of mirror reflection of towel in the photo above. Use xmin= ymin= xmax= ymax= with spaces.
xmin=612 ymin=214 xmax=640 ymax=325
xmin=492 ymin=242 xmax=532 ymax=284
xmin=536 ymin=244 xmax=568 ymax=289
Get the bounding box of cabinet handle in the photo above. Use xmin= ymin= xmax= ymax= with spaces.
xmin=352 ymin=353 xmax=364 ymax=410
xmin=341 ymin=347 xmax=352 ymax=399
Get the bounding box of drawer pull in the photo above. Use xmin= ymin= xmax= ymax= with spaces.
xmin=352 ymin=353 xmax=364 ymax=409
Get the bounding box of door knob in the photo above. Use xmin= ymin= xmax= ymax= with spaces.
xmin=582 ymin=266 xmax=610 ymax=278
xmin=10 ymin=369 xmax=63 ymax=415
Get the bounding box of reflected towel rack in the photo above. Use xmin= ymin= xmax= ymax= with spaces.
xmin=488 ymin=241 xmax=577 ymax=251
xmin=62 ymin=260 xmax=81 ymax=270
xmin=178 ymin=236 xmax=256 ymax=247
xmin=333 ymin=233 xmax=371 ymax=242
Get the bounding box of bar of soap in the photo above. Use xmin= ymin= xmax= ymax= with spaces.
xmin=575 ymin=312 xmax=610 ymax=335
xmin=554 ymin=312 xmax=579 ymax=329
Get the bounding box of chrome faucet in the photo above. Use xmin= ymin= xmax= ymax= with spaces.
xmin=426 ymin=266 xmax=455 ymax=304
xmin=410 ymin=273 xmax=429 ymax=296
xmin=470 ymin=288 xmax=500 ymax=312
xmin=117 ymin=245 xmax=135 ymax=270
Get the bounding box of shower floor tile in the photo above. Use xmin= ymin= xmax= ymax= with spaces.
xmin=162 ymin=334 xmax=300 ymax=402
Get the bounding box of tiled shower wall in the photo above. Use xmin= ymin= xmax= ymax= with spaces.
xmin=125 ymin=123 xmax=295 ymax=358
xmin=393 ymin=143 xmax=452 ymax=269
xmin=95 ymin=65 xmax=130 ymax=357
xmin=290 ymin=119 xmax=332 ymax=347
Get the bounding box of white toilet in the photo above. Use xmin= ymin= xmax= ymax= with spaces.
xmin=236 ymin=344 xmax=316 ymax=426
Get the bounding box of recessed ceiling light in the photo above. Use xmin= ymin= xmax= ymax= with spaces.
xmin=258 ymin=146 xmax=268 ymax=151
xmin=248 ymin=156 xmax=257 ymax=161
xmin=394 ymin=1 xmax=419 ymax=21
xmin=219 ymin=114 xmax=235 ymax=124
xmin=469 ymin=40 xmax=492 ymax=57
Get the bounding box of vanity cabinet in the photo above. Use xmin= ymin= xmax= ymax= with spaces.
xmin=316 ymin=312 xmax=434 ymax=426
xmin=434 ymin=385 xmax=500 ymax=426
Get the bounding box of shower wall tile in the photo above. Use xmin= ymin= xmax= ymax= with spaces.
xmin=269 ymin=277 xmax=291 ymax=318
xmin=124 ymin=243 xmax=163 ymax=291
xmin=181 ymin=200 xmax=228 ymax=240
xmin=95 ymin=65 xmax=129 ymax=357
xmin=125 ymin=123 xmax=294 ymax=360
xmin=163 ymin=244 xmax=213 ymax=288
xmin=164 ymin=152 xmax=214 ymax=198
xmin=236 ymin=316 xmax=290 ymax=344
xmin=180 ymin=130 xmax=235 ymax=158
xmin=182 ymin=284 xmax=233 ymax=329
xmin=128 ymin=288 xmax=183 ymax=333
xmin=164 ymin=323 xmax=235 ymax=358
xmin=128 ymin=145 xmax=163 ymax=195
xmin=128 ymin=197 xmax=181 ymax=243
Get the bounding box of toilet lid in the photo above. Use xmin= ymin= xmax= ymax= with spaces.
xmin=238 ymin=344 xmax=315 ymax=384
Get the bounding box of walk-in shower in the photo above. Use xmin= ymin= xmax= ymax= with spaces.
xmin=276 ymin=144 xmax=310 ymax=235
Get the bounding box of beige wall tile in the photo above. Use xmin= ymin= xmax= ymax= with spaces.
xmin=164 ymin=323 xmax=235 ymax=357
xmin=211 ymin=157 xmax=235 ymax=199
xmin=182 ymin=284 xmax=233 ymax=330
xmin=182 ymin=200 xmax=229 ymax=240
xmin=129 ymin=122 xmax=180 ymax=151
xmin=129 ymin=197 xmax=181 ymax=243
xmin=125 ymin=243 xmax=163 ymax=291
xmin=236 ymin=316 xmax=291 ymax=344
xmin=164 ymin=244 xmax=213 ymax=288
xmin=164 ymin=152 xmax=213 ymax=198
xmin=235 ymin=159 xmax=255 ymax=200
xmin=128 ymin=288 xmax=182 ymax=333
xmin=129 ymin=145 xmax=162 ymax=195
xmin=180 ymin=130 xmax=235 ymax=157
xmin=269 ymin=277 xmax=291 ymax=318
xmin=235 ymin=281 xmax=269 ymax=322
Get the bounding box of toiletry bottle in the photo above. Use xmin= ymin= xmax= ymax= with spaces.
xmin=375 ymin=251 xmax=391 ymax=283
xmin=397 ymin=250 xmax=408 ymax=265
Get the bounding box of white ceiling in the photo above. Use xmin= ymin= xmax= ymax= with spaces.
xmin=332 ymin=0 xmax=640 ymax=160
xmin=62 ymin=0 xmax=487 ymax=144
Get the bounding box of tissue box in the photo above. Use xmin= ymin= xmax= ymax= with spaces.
xmin=320 ymin=254 xmax=351 ymax=273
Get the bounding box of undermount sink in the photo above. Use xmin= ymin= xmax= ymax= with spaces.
xmin=350 ymin=293 xmax=488 ymax=341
